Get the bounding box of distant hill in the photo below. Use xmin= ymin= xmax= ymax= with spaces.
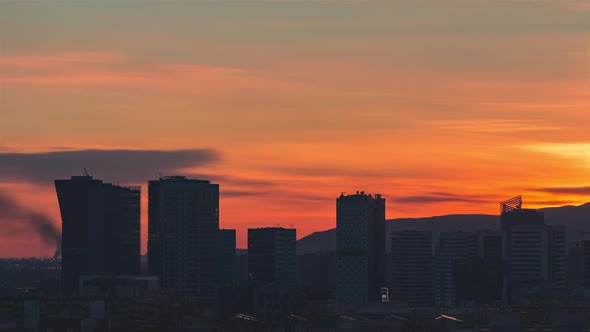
xmin=297 ymin=203 xmax=590 ymax=254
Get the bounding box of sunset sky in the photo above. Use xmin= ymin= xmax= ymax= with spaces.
xmin=0 ymin=0 xmax=589 ymax=257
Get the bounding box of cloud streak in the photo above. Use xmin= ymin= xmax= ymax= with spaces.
xmin=0 ymin=149 xmax=220 ymax=185
xmin=533 ymin=186 xmax=590 ymax=195
xmin=392 ymin=192 xmax=494 ymax=204
xmin=0 ymin=191 xmax=61 ymax=258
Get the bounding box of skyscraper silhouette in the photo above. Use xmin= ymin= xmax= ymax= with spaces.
xmin=584 ymin=240 xmax=590 ymax=288
xmin=336 ymin=192 xmax=385 ymax=305
xmin=548 ymin=225 xmax=567 ymax=289
xmin=217 ymin=229 xmax=237 ymax=286
xmin=391 ymin=230 xmax=433 ymax=307
xmin=55 ymin=176 xmax=141 ymax=294
xmin=147 ymin=176 xmax=219 ymax=299
xmin=434 ymin=232 xmax=473 ymax=307
xmin=248 ymin=227 xmax=296 ymax=287
xmin=501 ymin=196 xmax=567 ymax=303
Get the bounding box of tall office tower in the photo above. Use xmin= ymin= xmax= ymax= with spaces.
xmin=451 ymin=231 xmax=503 ymax=305
xmin=500 ymin=196 xmax=567 ymax=303
xmin=434 ymin=232 xmax=473 ymax=307
xmin=218 ymin=229 xmax=237 ymax=286
xmin=548 ymin=225 xmax=567 ymax=289
xmin=147 ymin=176 xmax=219 ymax=298
xmin=297 ymin=252 xmax=336 ymax=292
xmin=391 ymin=230 xmax=433 ymax=307
xmin=478 ymin=231 xmax=503 ymax=264
xmin=248 ymin=227 xmax=296 ymax=287
xmin=567 ymin=244 xmax=584 ymax=288
xmin=584 ymin=240 xmax=590 ymax=288
xmin=479 ymin=231 xmax=503 ymax=301
xmin=55 ymin=176 xmax=141 ymax=294
xmin=336 ymin=192 xmax=385 ymax=305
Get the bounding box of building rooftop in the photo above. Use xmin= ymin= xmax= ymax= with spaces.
xmin=153 ymin=176 xmax=211 ymax=183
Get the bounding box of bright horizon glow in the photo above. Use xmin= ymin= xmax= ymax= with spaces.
xmin=0 ymin=0 xmax=588 ymax=256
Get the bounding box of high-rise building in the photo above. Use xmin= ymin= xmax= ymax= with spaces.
xmin=566 ymin=243 xmax=584 ymax=288
xmin=391 ymin=230 xmax=433 ymax=307
xmin=478 ymin=230 xmax=503 ymax=302
xmin=478 ymin=231 xmax=502 ymax=265
xmin=548 ymin=225 xmax=567 ymax=289
xmin=336 ymin=192 xmax=385 ymax=305
xmin=55 ymin=176 xmax=141 ymax=294
xmin=500 ymin=196 xmax=567 ymax=303
xmin=248 ymin=227 xmax=296 ymax=287
xmin=147 ymin=176 xmax=219 ymax=298
xmin=434 ymin=232 xmax=473 ymax=307
xmin=451 ymin=231 xmax=503 ymax=305
xmin=217 ymin=229 xmax=237 ymax=286
xmin=297 ymin=252 xmax=336 ymax=292
xmin=583 ymin=240 xmax=590 ymax=288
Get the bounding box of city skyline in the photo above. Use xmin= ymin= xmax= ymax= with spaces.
xmin=1 ymin=177 xmax=589 ymax=330
xmin=1 ymin=0 xmax=589 ymax=257
xmin=1 ymin=172 xmax=589 ymax=257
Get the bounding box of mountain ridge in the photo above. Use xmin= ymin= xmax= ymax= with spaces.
xmin=297 ymin=202 xmax=590 ymax=254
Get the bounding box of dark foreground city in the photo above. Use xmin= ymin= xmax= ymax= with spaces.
xmin=1 ymin=1 xmax=589 ymax=331
xmin=0 ymin=175 xmax=589 ymax=331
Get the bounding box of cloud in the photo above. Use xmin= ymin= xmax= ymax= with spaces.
xmin=220 ymin=187 xmax=331 ymax=202
xmin=432 ymin=119 xmax=562 ymax=133
xmin=520 ymin=143 xmax=590 ymax=165
xmin=0 ymin=51 xmax=298 ymax=95
xmin=0 ymin=51 xmax=129 ymax=69
xmin=0 ymin=191 xmax=61 ymax=258
xmin=188 ymin=173 xmax=274 ymax=189
xmin=527 ymin=200 xmax=575 ymax=207
xmin=221 ymin=190 xmax=262 ymax=198
xmin=392 ymin=192 xmax=493 ymax=204
xmin=0 ymin=149 xmax=220 ymax=185
xmin=270 ymin=166 xmax=427 ymax=179
xmin=532 ymin=186 xmax=590 ymax=195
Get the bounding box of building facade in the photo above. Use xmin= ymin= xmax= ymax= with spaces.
xmin=434 ymin=232 xmax=474 ymax=307
xmin=500 ymin=196 xmax=567 ymax=303
xmin=55 ymin=176 xmax=141 ymax=294
xmin=548 ymin=225 xmax=567 ymax=289
xmin=336 ymin=192 xmax=385 ymax=305
xmin=391 ymin=230 xmax=433 ymax=307
xmin=147 ymin=176 xmax=219 ymax=299
xmin=584 ymin=240 xmax=590 ymax=288
xmin=248 ymin=227 xmax=296 ymax=287
xmin=217 ymin=229 xmax=237 ymax=286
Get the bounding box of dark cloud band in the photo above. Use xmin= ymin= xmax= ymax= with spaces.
xmin=0 ymin=149 xmax=220 ymax=185
xmin=533 ymin=186 xmax=590 ymax=195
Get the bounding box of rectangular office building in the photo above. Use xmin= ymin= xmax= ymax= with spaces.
xmin=148 ymin=176 xmax=219 ymax=299
xmin=248 ymin=227 xmax=296 ymax=287
xmin=336 ymin=192 xmax=386 ymax=305
xmin=55 ymin=176 xmax=141 ymax=294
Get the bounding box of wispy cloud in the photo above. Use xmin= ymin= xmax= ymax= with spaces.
xmin=0 ymin=149 xmax=220 ymax=185
xmin=0 ymin=51 xmax=129 ymax=69
xmin=392 ymin=192 xmax=494 ymax=204
xmin=0 ymin=51 xmax=298 ymax=94
xmin=520 ymin=143 xmax=590 ymax=167
xmin=432 ymin=119 xmax=562 ymax=133
xmin=532 ymin=186 xmax=590 ymax=195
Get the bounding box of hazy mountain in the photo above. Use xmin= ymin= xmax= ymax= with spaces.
xmin=297 ymin=203 xmax=590 ymax=254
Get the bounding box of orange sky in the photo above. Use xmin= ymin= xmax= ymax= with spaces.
xmin=0 ymin=0 xmax=589 ymax=257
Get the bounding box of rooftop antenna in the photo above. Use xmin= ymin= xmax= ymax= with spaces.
xmin=83 ymin=168 xmax=91 ymax=177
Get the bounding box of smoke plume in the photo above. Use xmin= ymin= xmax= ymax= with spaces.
xmin=0 ymin=191 xmax=61 ymax=258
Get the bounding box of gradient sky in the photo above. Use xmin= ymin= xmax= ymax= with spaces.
xmin=0 ymin=0 xmax=589 ymax=257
